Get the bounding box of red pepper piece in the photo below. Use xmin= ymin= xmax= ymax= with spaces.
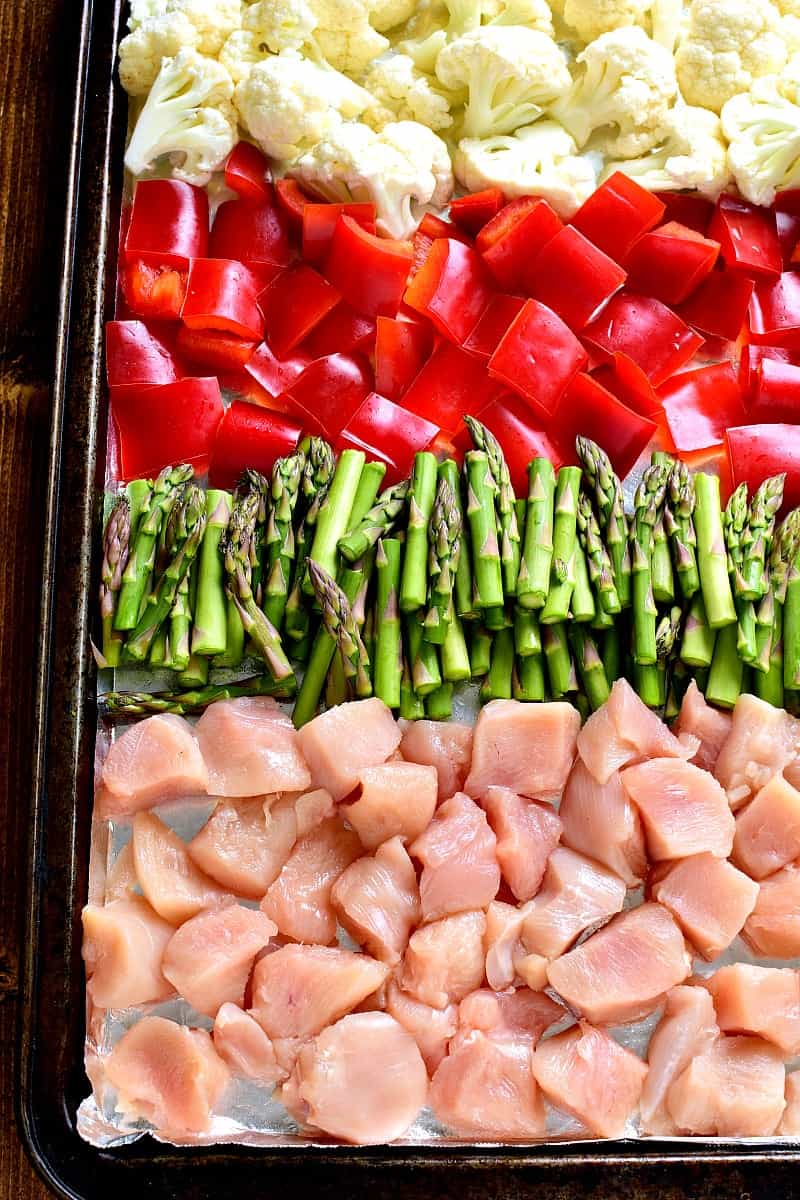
xmin=625 ymin=220 xmax=720 ymax=305
xmin=302 ymin=302 xmax=376 ymax=358
xmin=551 ymin=372 xmax=657 ymax=479
xmin=774 ymin=211 xmax=800 ymax=266
xmin=659 ymin=362 xmax=746 ymax=453
xmin=336 ymin=392 xmax=440 ymax=484
xmin=124 ymin=179 xmax=209 ymax=268
xmin=750 ymin=271 xmax=800 ymax=348
xmin=209 ymin=399 xmax=302 ymax=490
xmin=259 ymin=263 xmax=340 ymax=357
xmin=244 ymin=340 xmax=312 ymax=399
xmin=582 ymin=292 xmax=704 ymax=387
xmin=590 ymin=351 xmax=662 ymax=419
xmin=654 ymin=192 xmax=713 ymax=236
xmin=209 ymin=197 xmax=291 ymax=269
xmin=709 ymin=195 xmax=781 ymax=281
xmin=120 ymin=259 xmax=188 ymax=321
xmin=478 ymin=197 xmax=563 ymax=292
xmin=449 ymin=187 xmax=505 ymax=235
xmin=224 ymin=142 xmax=273 ymax=203
xmin=281 ymin=352 xmax=373 ymax=438
xmin=105 ymin=320 xmax=181 ymax=386
xmin=275 ymin=178 xmax=311 ymax=231
xmin=750 ymin=358 xmax=800 ymax=421
xmin=488 ymin=297 xmax=588 ymax=417
xmin=464 ymin=294 xmax=525 ymax=360
xmin=401 ymin=340 xmax=502 ymax=435
xmin=529 ymin=225 xmax=627 ymax=331
xmin=727 ymin=423 xmax=800 ymax=513
xmin=571 ymin=172 xmax=665 ymax=265
xmin=111 ymin=376 xmax=224 ymax=479
xmin=411 ymin=212 xmax=471 ymax=275
xmin=181 ymin=259 xmax=264 ymax=341
xmin=676 ymin=269 xmax=754 ymax=341
xmin=404 ymin=238 xmax=494 ymax=344
xmin=302 ymin=202 xmax=376 ymax=266
xmin=175 ymin=327 xmax=257 ymax=373
xmin=451 ymin=390 xmax=564 ymax=495
xmin=738 ymin=344 xmax=795 ymax=403
xmin=325 ymin=215 xmax=413 ymax=319
xmin=374 ymin=316 xmax=433 ymax=401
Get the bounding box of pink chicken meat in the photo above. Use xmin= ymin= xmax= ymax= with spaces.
xmin=97 ymin=713 xmax=208 ymax=816
xmin=481 ymin=787 xmax=562 ymax=901
xmin=409 ymin=792 xmax=500 ymax=922
xmin=743 ymin=863 xmax=800 ymax=958
xmin=464 ymin=699 xmax=580 ymax=801
xmin=704 ymin=964 xmax=800 ymax=1055
xmin=82 ymin=897 xmax=175 ymax=1010
xmin=161 ymin=903 xmax=276 ymax=1018
xmin=331 ymin=836 xmax=421 ymax=965
xmin=296 ymin=698 xmax=401 ymax=801
xmin=187 ymin=795 xmax=299 ymax=899
xmin=714 ymin=694 xmax=800 ymax=809
xmin=385 ymin=981 xmax=458 ymax=1076
xmin=194 ymin=697 xmax=311 ymax=796
xmin=212 ymin=1004 xmax=286 ymax=1087
xmin=131 ymin=811 xmax=230 ymax=924
xmin=400 ymin=719 xmax=473 ymax=800
xmin=666 ymin=1036 xmax=786 ymax=1136
xmin=732 ymin=773 xmax=800 ymax=880
xmin=577 ymin=678 xmax=698 ymax=786
xmin=261 ymin=815 xmax=362 ymax=944
xmin=640 ymin=985 xmax=719 ymax=1135
xmin=620 ymin=758 xmax=735 ymax=860
xmin=673 ymin=681 xmax=732 ymax=773
xmin=559 ymin=759 xmax=646 ymax=887
xmin=650 ymin=853 xmax=758 ymax=960
xmin=401 ymin=910 xmax=487 ymax=1009
xmin=344 ymin=761 xmax=438 ymax=850
xmin=520 ymin=847 xmax=626 ymax=960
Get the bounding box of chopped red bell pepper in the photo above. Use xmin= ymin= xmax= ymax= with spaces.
xmin=105 ymin=320 xmax=182 ymax=386
xmin=259 ymin=263 xmax=340 ymax=357
xmin=124 ymin=179 xmax=208 ymax=268
xmin=209 ymin=197 xmax=291 ymax=270
xmin=749 ymin=271 xmax=800 ymax=348
xmin=582 ymin=292 xmax=704 ymax=387
xmin=275 ymin=178 xmax=311 ymax=231
xmin=658 ymin=362 xmax=746 ymax=453
xmin=412 ymin=212 xmax=470 ymax=275
xmin=654 ymin=192 xmax=713 ymax=236
xmin=449 ymin=188 xmax=505 ymax=235
xmin=181 ymin=259 xmax=264 ymax=341
xmin=302 ymin=302 xmax=376 ymax=358
xmin=224 ymin=142 xmax=273 ymax=203
xmin=400 ymin=340 xmax=501 ymax=435
xmin=590 ymin=351 xmax=662 ymax=419
xmin=120 ymin=259 xmax=188 ymax=321
xmin=488 ymin=297 xmax=588 ymax=416
xmin=529 ymin=225 xmax=627 ymax=331
xmin=708 ymin=195 xmax=781 ymax=281
xmin=209 ymin=399 xmax=302 ymax=489
xmin=451 ymin=390 xmax=564 ymax=495
xmin=111 ymin=376 xmax=223 ymax=479
xmin=325 ymin=215 xmax=413 ymax=319
xmin=775 ymin=210 xmax=800 ymax=267
xmin=244 ymin=340 xmax=312 ymax=399
xmin=738 ymin=344 xmax=795 ymax=403
xmin=336 ymin=392 xmax=440 ymax=484
xmin=571 ymin=172 xmax=665 ymax=265
xmin=681 ymin=443 xmax=733 ymax=505
xmin=281 ymin=352 xmax=373 ymax=438
xmin=374 ymin=316 xmax=433 ymax=401
xmin=625 ymin=220 xmax=720 ymax=305
xmin=478 ymin=197 xmax=563 ymax=292
xmin=404 ymin=238 xmax=494 ymax=344
xmin=749 ymin=358 xmax=800 ymax=422
xmin=464 ymin=294 xmax=525 ymax=360
xmin=175 ymin=326 xmax=257 ymax=373
xmin=551 ymin=372 xmax=657 ymax=480
xmin=302 ymin=202 xmax=376 ymax=266
xmin=676 ymin=269 xmax=754 ymax=341
xmin=726 ymin=423 xmax=800 ymax=513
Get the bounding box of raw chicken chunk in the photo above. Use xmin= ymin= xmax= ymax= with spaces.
xmin=82 ymin=897 xmax=175 ymax=1010
xmin=194 ymin=697 xmax=311 ymax=797
xmin=345 ymin=762 xmax=438 ymax=850
xmin=409 ymin=792 xmax=500 ymax=922
xmin=187 ymin=796 xmax=297 ymax=899
xmin=546 ymin=903 xmax=692 ymax=1025
xmin=331 ymin=836 xmax=421 ymax=965
xmin=780 ymin=1072 xmax=800 ymax=1135
xmin=212 ymin=1003 xmax=286 ymax=1087
xmin=296 ymin=698 xmax=401 ymax=801
xmin=620 ymin=758 xmax=734 ymax=860
xmin=673 ymin=681 xmax=732 ymax=773
xmin=400 ymin=719 xmax=473 ymax=801
xmin=481 ymin=788 xmax=562 ymax=902
xmin=640 ymin=985 xmax=719 ymax=1135
xmin=714 ymin=693 xmax=800 ymax=808
xmin=732 ymin=774 xmax=800 ymax=880
xmin=104 ymin=842 xmax=138 ymax=901
xmin=249 ymin=944 xmax=389 ymax=1039
xmin=560 ymin=760 xmax=646 ymax=887
xmin=294 ymin=788 xmax=335 ymax=837
xmin=385 ymin=981 xmax=457 ymax=1075
xmin=515 ymin=953 xmax=549 ymax=991
xmin=531 ymin=1022 xmax=648 ymax=1138
xmin=458 ymin=988 xmax=564 ymax=1043
xmin=650 ymin=854 xmax=758 ymax=960
xmin=161 ymin=903 xmax=276 ymax=1018
xmin=105 ymin=1016 xmax=229 ymax=1135
xmin=97 ymin=713 xmax=208 ymax=816
xmin=667 ymin=1036 xmax=786 ymax=1136
xmin=132 ymin=811 xmax=230 ymax=924
xmin=743 ymin=864 xmax=800 ymax=959
xmin=261 ymin=816 xmax=362 ymax=944
xmin=520 ymin=848 xmax=626 ymax=960
xmin=286 ymin=1013 xmax=428 ymax=1145
xmin=705 ymin=964 xmax=800 ymax=1055
xmin=400 ymin=910 xmax=487 ymax=1010
xmin=484 ymin=900 xmax=530 ymax=991
xmin=465 ymin=700 xmax=580 ymax=802
xmin=577 ymin=678 xmax=698 ymax=786
xmin=430 ymin=1031 xmax=545 ymax=1139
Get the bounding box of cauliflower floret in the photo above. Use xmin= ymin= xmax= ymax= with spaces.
xmin=440 ymin=0 xmax=553 ymax=34
xmin=234 ymin=51 xmax=372 ymax=161
xmin=362 ymin=54 xmax=453 ymax=130
xmin=562 ymin=0 xmax=651 ymax=43
xmin=435 ymin=27 xmax=571 ymax=138
xmin=602 ymin=102 xmax=730 ymax=197
xmin=369 ymin=0 xmax=419 ymax=33
xmin=675 ymin=0 xmax=787 ymax=114
xmin=124 ymin=48 xmax=236 ymax=184
xmin=309 ymin=0 xmax=390 ymax=73
xmin=118 ymin=12 xmax=201 ymax=96
xmin=128 ymin=0 xmax=242 ymax=55
xmin=721 ymin=75 xmax=800 ymax=205
xmin=291 ymin=119 xmax=454 ymax=239
xmin=242 ymin=0 xmax=318 ymax=53
xmin=218 ymin=29 xmax=267 ymax=82
xmin=395 ymin=1 xmax=449 ymax=72
xmin=550 ymin=26 xmax=678 ymax=157
xmin=454 ymin=119 xmax=597 ymax=216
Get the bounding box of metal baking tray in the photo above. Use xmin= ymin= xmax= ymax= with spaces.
xmin=16 ymin=2 xmax=800 ymax=1194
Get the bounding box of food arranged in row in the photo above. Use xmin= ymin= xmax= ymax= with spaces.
xmin=84 ymin=686 xmax=800 ymax=1143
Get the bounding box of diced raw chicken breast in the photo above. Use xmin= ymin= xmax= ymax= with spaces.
xmin=520 ymin=848 xmax=626 ymax=960
xmin=667 ymin=1036 xmax=786 ymax=1136
xmin=344 ymin=762 xmax=438 ymax=850
xmin=531 ymin=1022 xmax=648 ymax=1138
xmin=98 ymin=714 xmax=208 ymax=816
xmin=780 ymin=1072 xmax=800 ymax=1134
xmin=464 ymin=700 xmax=580 ymax=801
xmin=331 ymin=836 xmax=421 ymax=965
xmin=640 ymin=985 xmax=719 ymax=1135
xmin=286 ymin=1013 xmax=428 ymax=1145
xmin=743 ymin=864 xmax=800 ymax=959
xmin=249 ymin=944 xmax=389 ymax=1039
xmin=732 ymin=774 xmax=800 ymax=880
xmin=409 ymin=792 xmax=500 ymax=922
xmin=187 ymin=796 xmax=297 ymax=899
xmin=673 ymin=681 xmax=732 ymax=773
xmin=161 ymin=903 xmax=276 ymax=1018
xmin=132 ymin=812 xmax=230 ymax=924
xmin=578 ymin=678 xmax=698 ymax=786
xmin=546 ymin=903 xmax=692 ymax=1025
xmin=194 ymin=697 xmax=311 ymax=797
xmin=400 ymin=719 xmax=474 ymax=801
xmin=650 ymin=853 xmax=758 ymax=960
xmin=485 ymin=900 xmax=530 ymax=991
xmin=458 ymin=988 xmax=564 ymax=1043
xmin=104 ymin=842 xmax=137 ymax=902
xmin=105 ymin=1016 xmax=229 ymax=1135
xmin=515 ymin=953 xmax=549 ymax=992
xmin=705 ymin=964 xmax=800 ymax=1055
xmin=560 ymin=760 xmax=646 ymax=887
xmin=212 ymin=1003 xmax=286 ymax=1087
xmin=620 ymin=758 xmax=735 ymax=860
xmin=261 ymin=816 xmax=362 ymax=944
xmin=296 ymin=698 xmax=401 ymax=802
xmin=481 ymin=788 xmax=562 ymax=902
xmin=81 ymin=897 xmax=175 ymax=1009
xmin=400 ymin=910 xmax=487 ymax=1010
xmin=715 ymin=693 xmax=800 ymax=809
xmin=385 ymin=981 xmax=458 ymax=1075
xmin=430 ymin=1031 xmax=545 ymax=1139
xmin=294 ymin=788 xmax=335 ymax=837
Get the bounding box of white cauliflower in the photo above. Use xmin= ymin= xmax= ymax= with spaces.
xmin=454 ymin=120 xmax=597 ymax=216
xmin=721 ymin=75 xmax=800 ymax=205
xmin=369 ymin=0 xmax=418 ymax=33
xmin=291 ymin=119 xmax=454 ymax=239
xmin=124 ymin=48 xmax=236 ymax=184
xmin=675 ymin=0 xmax=787 ymax=114
xmin=550 ymin=26 xmax=678 ymax=157
xmin=127 ymin=0 xmax=242 ymax=54
xmin=482 ymin=0 xmax=554 ymax=31
xmin=119 ymin=12 xmax=201 ymax=96
xmin=234 ymin=51 xmax=372 ymax=161
xmin=362 ymin=54 xmax=453 ymax=130
xmin=242 ymin=0 xmax=318 ymax=53
xmin=602 ymin=102 xmax=730 ymax=197
xmin=394 ymin=1 xmax=449 ymax=72
xmin=435 ymin=27 xmax=571 ymax=138
xmin=218 ymin=30 xmax=266 ymax=82
xmin=562 ymin=0 xmax=651 ymax=44
xmin=309 ymin=0 xmax=390 ymax=73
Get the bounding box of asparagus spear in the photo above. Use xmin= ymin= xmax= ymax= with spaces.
xmin=263 ymin=450 xmax=305 ymax=631
xmin=307 ymin=559 xmax=372 ymax=700
xmin=177 ymin=652 xmax=210 ymax=688
xmin=664 ymin=459 xmax=700 ymax=598
xmin=400 ymin=658 xmax=425 ymax=719
xmin=481 ymin=626 xmax=514 ymax=701
xmin=576 ymin=492 xmax=620 ymax=615
xmin=168 ymin=565 xmax=193 ymax=671
xmin=571 ymin=542 xmax=596 ymax=624
xmin=723 ymin=483 xmax=759 ymax=664
xmin=115 ymin=464 xmax=193 ymax=630
xmin=426 ymin=682 xmax=453 ymax=720
xmin=293 ymin=566 xmax=363 ymax=727
xmin=464 ymin=450 xmax=504 ymax=611
xmin=630 ymin=461 xmax=670 ymax=665
xmin=542 ymin=623 xmax=573 ymax=697
xmin=576 ymin=438 xmax=630 ymax=608
xmin=438 ymin=459 xmax=477 ymax=622
xmin=464 ymin=416 xmax=520 ymax=596
xmin=126 ymin=477 xmax=152 ymax=543
xmin=695 ymin=472 xmax=737 ymax=629
xmin=470 ymin=624 xmax=492 ymax=679
xmin=400 ymin=451 xmax=439 ymax=613
xmin=706 ymin=623 xmax=744 ymax=709
xmin=305 ymin=448 xmax=365 ymax=592
xmin=569 ymin=624 xmax=610 ymax=711
xmin=239 ymin=469 xmax=271 ymax=607
xmin=513 ymin=653 xmax=546 ymax=701
xmin=98 ymin=496 xmax=131 ymax=667
xmin=424 ymin=476 xmax=462 ymax=644
xmin=441 ymin=604 xmax=471 ymax=682
xmin=374 ymin=538 xmax=403 ymax=709
xmin=601 ymin=625 xmax=623 ymax=684
xmin=407 ymin=612 xmax=442 ymax=696
xmin=680 ymin=592 xmax=716 ymax=668
xmin=191 ymin=489 xmax=232 ymax=657
xmin=755 ymin=602 xmax=784 ymax=707
xmin=540 ymin=466 xmax=582 ymax=625
xmin=285 ymin=437 xmax=336 ymax=642
xmin=514 ymin=607 xmax=541 ymax=658
xmin=739 ymin=473 xmax=785 ymax=600
xmin=100 ymin=674 xmax=293 ymax=716
xmin=338 ymin=478 xmax=409 ymax=563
